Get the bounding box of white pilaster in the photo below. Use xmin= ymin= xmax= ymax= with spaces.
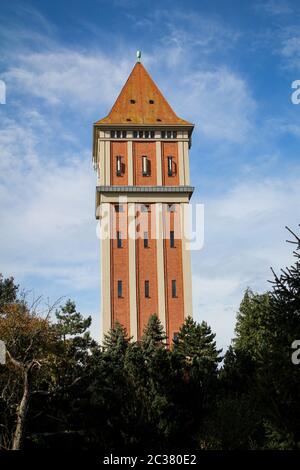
xmin=100 ymin=203 xmax=111 ymax=340
xmin=156 ymin=202 xmax=166 ymax=331
xmin=156 ymin=141 xmax=162 ymax=185
xmin=128 ymin=202 xmax=138 ymax=340
xmin=128 ymin=141 xmax=133 ymax=185
xmin=181 ymin=203 xmax=193 ymax=318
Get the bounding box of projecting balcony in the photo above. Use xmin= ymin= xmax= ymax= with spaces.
xmin=96 ymin=185 xmax=194 ymax=196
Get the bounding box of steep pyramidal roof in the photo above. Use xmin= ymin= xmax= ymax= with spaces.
xmin=95 ymin=62 xmax=192 ymax=126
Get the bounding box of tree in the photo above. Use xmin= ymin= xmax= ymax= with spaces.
xmin=258 ymin=225 xmax=300 ymax=448
xmin=0 ymin=298 xmax=57 ymax=449
xmin=25 ymin=300 xmax=96 ymax=450
xmin=234 ymin=289 xmax=271 ymax=360
xmin=0 ymin=274 xmax=19 ymax=311
xmin=216 ymin=225 xmax=300 ymax=449
xmin=172 ymin=317 xmax=222 ymax=449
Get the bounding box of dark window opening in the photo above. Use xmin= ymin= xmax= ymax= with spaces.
xmin=167 ymin=204 xmax=175 ymax=212
xmin=115 ymin=204 xmax=124 ymax=213
xmin=139 ymin=131 xmax=143 ymax=138
xmin=144 ymin=232 xmax=149 ymax=248
xmin=126 ymin=118 xmax=131 ymax=122
xmin=167 ymin=156 xmax=173 ymax=177
xmin=116 ymin=130 xmax=121 ymax=138
xmin=157 ymin=118 xmax=162 ymax=122
xmin=172 ymin=131 xmax=177 ymax=138
xmin=117 ymin=280 xmax=123 ymax=298
xmin=141 ymin=204 xmax=150 ymax=213
xmin=117 ymin=231 xmax=122 ymax=248
xmin=133 ymin=130 xmax=138 ymax=138
xmin=167 ymin=130 xmax=172 ymax=138
xmin=145 ymin=131 xmax=149 ymax=138
xmin=170 ymin=231 xmax=175 ymax=248
xmin=172 ymin=280 xmax=177 ymax=298
xmin=145 ymin=280 xmax=150 ymax=298
xmin=150 ymin=131 xmax=155 ymax=138
xmin=149 ymin=99 xmax=154 ymax=104
xmin=173 ymin=331 xmax=179 ymax=343
xmin=122 ymin=130 xmax=127 ymax=138
xmin=130 ymin=99 xmax=136 ymax=104
xmin=161 ymin=130 xmax=166 ymax=138
xmin=110 ymin=130 xmax=116 ymax=138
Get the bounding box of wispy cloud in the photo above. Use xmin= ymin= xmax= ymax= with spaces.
xmin=192 ymin=175 xmax=299 ymax=348
xmin=4 ymin=51 xmax=132 ymax=110
xmin=0 ymin=117 xmax=98 ymax=290
xmin=0 ymin=1 xmax=299 ymax=349
xmin=255 ymin=0 xmax=293 ymax=16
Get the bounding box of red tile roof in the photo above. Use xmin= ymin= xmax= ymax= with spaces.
xmin=95 ymin=62 xmax=192 ymax=126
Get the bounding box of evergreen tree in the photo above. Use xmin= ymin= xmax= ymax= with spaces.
xmin=0 ymin=274 xmax=19 ymax=312
xmin=172 ymin=317 xmax=222 ymax=449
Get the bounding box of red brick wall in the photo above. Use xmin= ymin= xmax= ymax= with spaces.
xmin=162 ymin=142 xmax=179 ymax=186
xmin=111 ymin=141 xmax=128 ymax=185
xmin=133 ymin=141 xmax=157 ymax=186
xmin=163 ymin=203 xmax=184 ymax=343
xmin=110 ymin=203 xmax=130 ymax=333
xmin=136 ymin=203 xmax=159 ymax=338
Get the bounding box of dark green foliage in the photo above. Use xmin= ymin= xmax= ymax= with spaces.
xmin=0 ymin=274 xmax=18 ymax=311
xmin=1 ymin=225 xmax=300 ymax=450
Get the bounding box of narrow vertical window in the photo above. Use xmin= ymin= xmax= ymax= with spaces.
xmin=142 ymin=156 xmax=149 ymax=176
xmin=116 ymin=156 xmax=122 ymax=176
xmin=133 ymin=130 xmax=138 ymax=138
xmin=161 ymin=131 xmax=166 ymax=139
xmin=167 ymin=156 xmax=173 ymax=176
xmin=173 ymin=331 xmax=179 ymax=343
xmin=117 ymin=231 xmax=122 ymax=248
xmin=172 ymin=280 xmax=177 ymax=298
xmin=116 ymin=130 xmax=121 ymax=138
xmin=145 ymin=280 xmax=150 ymax=298
xmin=150 ymin=131 xmax=155 ymax=138
xmin=141 ymin=204 xmax=150 ymax=213
xmin=139 ymin=131 xmax=143 ymax=138
xmin=145 ymin=130 xmax=149 ymax=138
xmin=172 ymin=131 xmax=177 ymax=138
xmin=122 ymin=130 xmax=127 ymax=138
xmin=115 ymin=204 xmax=124 ymax=213
xmin=117 ymin=280 xmax=123 ymax=298
xmin=144 ymin=231 xmax=149 ymax=248
xmin=167 ymin=130 xmax=172 ymax=138
xmin=170 ymin=231 xmax=175 ymax=248
xmin=111 ymin=130 xmax=116 ymax=138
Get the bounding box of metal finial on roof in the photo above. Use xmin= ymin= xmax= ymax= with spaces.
xmin=136 ymin=50 xmax=141 ymax=62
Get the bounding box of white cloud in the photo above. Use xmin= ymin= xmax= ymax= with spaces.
xmin=169 ymin=67 xmax=255 ymax=142
xmin=5 ymin=50 xmax=132 ymax=110
xmin=0 ymin=10 xmax=297 ymax=350
xmin=2 ymin=21 xmax=254 ymax=143
xmin=0 ymin=118 xmax=99 ymax=291
xmin=192 ymin=176 xmax=300 ymax=350
xmin=255 ymin=0 xmax=293 ymax=16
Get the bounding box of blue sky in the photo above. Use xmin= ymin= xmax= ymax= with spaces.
xmin=1 ymin=0 xmax=300 ymax=349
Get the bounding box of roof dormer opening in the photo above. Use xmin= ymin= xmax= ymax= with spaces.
xmin=156 ymin=118 xmax=161 ymax=122
xmin=149 ymin=99 xmax=154 ymax=104
xmin=130 ymin=99 xmax=136 ymax=104
xmin=126 ymin=118 xmax=132 ymax=121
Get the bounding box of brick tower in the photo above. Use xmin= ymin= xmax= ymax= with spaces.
xmin=93 ymin=54 xmax=194 ymax=343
